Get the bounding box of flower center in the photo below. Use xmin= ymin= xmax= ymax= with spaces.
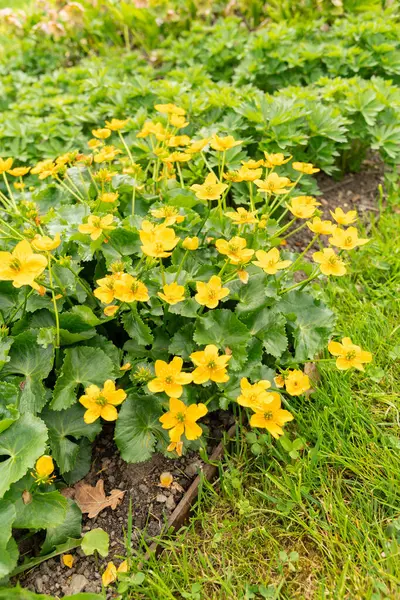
xmin=10 ymin=258 xmax=21 ymax=272
xmin=345 ymin=351 xmax=356 ymax=360
xmin=155 ymin=242 xmax=164 ymax=253
xmin=263 ymin=411 xmax=273 ymax=420
xmin=344 ymin=236 xmax=353 ymax=245
xmin=176 ymin=412 xmax=186 ymax=423
xmin=96 ymin=395 xmax=108 ymax=406
xmin=207 ymin=360 xmax=217 ymax=370
xmin=208 ymin=290 xmax=217 ymax=300
xmin=165 ymin=376 xmax=174 ymax=384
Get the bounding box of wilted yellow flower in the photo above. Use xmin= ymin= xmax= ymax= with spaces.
xmin=38 ymin=163 xmax=59 ymax=180
xmin=190 ymin=172 xmax=228 ymax=201
xmin=252 ymin=248 xmax=291 ymax=275
xmin=78 ymin=214 xmax=115 ymax=241
xmin=95 ymin=168 xmax=113 ymax=183
xmin=249 ymin=395 xmax=293 ymax=438
xmin=186 ymin=138 xmax=210 ymax=154
xmin=225 ymin=207 xmax=258 ymax=225
xmin=274 ymin=374 xmax=285 ymax=388
xmin=8 ymin=166 xmax=30 ymax=177
xmin=32 ymin=455 xmax=55 ymax=484
xmin=155 ymin=103 xmax=186 ymax=116
xmin=307 ymin=217 xmax=336 ymax=235
xmin=148 ymin=356 xmax=192 ymax=397
xmin=328 ymin=337 xmax=372 ymax=371
xmin=330 ymin=207 xmax=357 ymax=226
xmin=114 ymin=273 xmax=149 ymax=303
xmin=62 ymin=555 xmax=74 ymax=568
xmin=254 ymin=173 xmax=293 ymax=195
xmin=79 ymin=380 xmax=127 ymax=423
xmin=285 ymin=370 xmax=310 ymax=396
xmin=329 ymin=227 xmax=369 ymax=250
xmin=210 ymin=134 xmax=242 ymax=152
xmin=102 ymin=562 xmax=117 ymax=586
xmin=93 ymin=145 xmax=121 ymax=163
xmin=292 ymin=162 xmax=320 ymax=174
xmin=195 ymin=275 xmax=229 ymax=308
xmin=160 ymin=397 xmax=207 ymax=442
xmin=105 ymin=118 xmax=129 ymax=131
xmin=0 ymin=240 xmax=47 ymax=290
xmin=31 ymin=233 xmax=61 ymax=252
xmin=263 ymin=153 xmax=291 ymax=168
xmin=92 ymin=128 xmax=111 ymax=139
xmin=0 ymin=157 xmax=13 ymax=173
xmin=167 ymin=440 xmax=184 ymax=456
xmin=99 ymin=192 xmax=119 ymax=204
xmin=168 ymin=135 xmax=191 ymax=147
xmin=215 ymin=237 xmax=254 ymax=264
xmin=190 ymin=344 xmax=231 ymax=384
xmin=287 ymin=196 xmax=320 ymax=219
xmin=159 ymin=472 xmax=174 ymax=488
xmin=158 ymin=282 xmax=185 ymax=305
xmin=139 ymin=220 xmax=179 ymax=258
xmin=182 ymin=236 xmax=199 ymax=250
xmin=313 ymin=248 xmax=346 ymax=276
xmin=151 ymin=206 xmax=184 ymax=225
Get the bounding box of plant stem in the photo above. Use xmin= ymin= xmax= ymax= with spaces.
xmin=2 ymin=172 xmax=19 ymax=213
xmin=288 ymin=234 xmax=319 ymax=273
xmin=118 ymin=131 xmax=135 ymax=165
xmin=174 ymin=250 xmax=189 ymax=283
xmin=47 ymin=253 xmax=60 ymax=348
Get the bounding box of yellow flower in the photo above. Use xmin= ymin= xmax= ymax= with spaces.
xmin=113 ymin=273 xmax=149 ymax=303
xmin=94 ymin=272 xmax=124 ymax=304
xmin=287 ymin=196 xmax=320 ymax=219
xmin=167 ymin=440 xmax=183 ymax=456
xmin=168 ymin=135 xmax=191 ymax=147
xmin=92 ymin=128 xmax=111 ymax=139
xmin=169 ymin=114 xmax=189 ymax=128
xmin=0 ymin=157 xmax=13 ymax=174
xmin=249 ymin=395 xmax=293 ymax=438
xmin=0 ymin=240 xmax=47 ymax=290
xmin=225 ymin=207 xmax=258 ymax=225
xmin=274 ymin=374 xmax=285 ymax=388
xmin=263 ymin=153 xmax=291 ymax=168
xmin=137 ymin=121 xmax=166 ymax=139
xmin=159 ymin=472 xmax=173 ymax=488
xmin=155 ymin=103 xmax=186 ymax=116
xmin=14 ymin=182 xmax=25 ymax=190
xmin=313 ymin=248 xmax=347 ymax=276
xmin=329 ymin=227 xmax=369 ymax=250
xmin=160 ymin=397 xmax=207 ymax=442
xmin=32 ymin=455 xmax=55 ymax=484
xmin=215 ymin=236 xmax=254 ymax=264
xmin=78 ymin=214 xmax=115 ymax=241
xmin=31 ymin=159 xmax=54 ymax=175
xmin=120 ymin=362 xmax=131 ymax=371
xmin=190 ymin=172 xmax=228 ymax=201
xmin=139 ymin=220 xmax=179 ymax=258
xmin=79 ymin=380 xmax=127 ymax=424
xmin=162 ymin=151 xmax=191 ymax=163
xmin=241 ymin=159 xmax=264 ymax=169
xmin=38 ymin=164 xmax=59 ymax=180
xmin=104 ymin=305 xmax=119 ymax=317
xmin=182 ymin=236 xmax=199 ymax=250
xmin=31 ymin=233 xmax=61 ymax=252
xmin=195 ymin=275 xmax=229 ymax=309
xmin=56 ymin=152 xmax=76 ymax=167
xmin=252 ymin=248 xmax=291 ymax=275
xmin=284 ymin=370 xmax=310 ymax=396
xmin=93 ymin=145 xmax=121 ymax=163
xmin=88 ymin=138 xmax=103 ymax=149
xmin=158 ymin=282 xmax=185 ymax=305
xmin=102 ymin=562 xmax=117 ymax=586
xmin=105 ymin=118 xmax=129 ymax=131
xmin=99 ymin=192 xmax=119 ymax=204
xmin=7 ymin=166 xmax=30 ymax=177
xmin=151 ymin=206 xmax=184 ymax=225
xmin=330 ymin=207 xmax=357 ymax=226
xmin=234 ymin=166 xmax=263 ymax=182
xmin=118 ymin=560 xmax=128 ymax=573
xmin=236 ymin=378 xmax=273 ymax=410
xmin=62 ymin=554 xmax=74 ymax=568
xmin=190 ymin=344 xmax=231 ymax=384
xmin=328 ymin=337 xmax=372 ymax=371
xmin=210 ymin=134 xmax=242 ymax=152
xmin=254 ymin=173 xmax=294 ymax=195
xmin=148 ymin=356 xmax=192 ymax=397
xmin=186 ymin=138 xmax=210 ymax=154
xmin=292 ymin=161 xmax=320 ymax=174
xmin=307 ymin=217 xmax=336 ymax=235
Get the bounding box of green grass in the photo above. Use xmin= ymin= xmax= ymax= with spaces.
xmin=122 ymin=207 xmax=400 ymax=600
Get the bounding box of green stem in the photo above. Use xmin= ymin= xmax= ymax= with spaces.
xmin=217 ymin=259 xmax=230 ymax=278
xmin=289 ymin=234 xmax=319 ymax=273
xmin=281 ymin=271 xmax=319 ymax=294
xmin=174 ymin=249 xmax=189 ymax=283
xmin=200 ymin=152 xmax=214 ymax=174
xmin=159 ymin=259 xmax=166 ymax=285
xmin=55 ymin=177 xmax=84 ymax=204
xmin=7 ymin=288 xmax=34 ymax=324
xmin=281 ymin=221 xmax=308 ymax=241
xmin=0 ymin=217 xmax=25 ymax=240
xmin=248 ymin=182 xmax=255 ymax=212
xmin=131 ymin=184 xmax=136 ymax=216
xmin=118 ymin=131 xmax=135 ymax=165
xmin=176 ymin=162 xmax=184 ymax=189
xmin=2 ymin=172 xmax=18 ymax=213
xmin=48 ymin=253 xmax=60 ymax=348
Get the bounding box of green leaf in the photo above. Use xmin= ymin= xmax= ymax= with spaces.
xmin=193 ymin=309 xmax=251 ymax=363
xmin=59 ymin=306 xmax=101 ymax=331
xmin=168 ymin=324 xmax=195 ymax=359
xmin=41 ymin=499 xmax=82 ymax=555
xmin=81 ymin=528 xmax=109 ymax=558
xmin=51 ymin=346 xmax=115 ymax=411
xmin=115 ymin=394 xmax=163 ymax=463
xmin=233 ymin=273 xmax=276 ymax=315
xmin=1 ymin=331 xmax=54 ymax=413
xmin=0 ymin=338 xmax=13 ymax=372
xmin=0 ymin=383 xmax=19 ymax=434
xmin=165 ymin=188 xmax=199 ymax=208
xmin=121 ymin=310 xmax=153 ymax=346
xmin=0 ymin=414 xmax=48 ymax=498
xmin=0 ymin=500 xmax=17 ymax=579
xmin=242 ymin=307 xmax=288 ymax=358
xmin=42 ymin=405 xmax=101 ymax=474
xmin=63 ymin=438 xmax=93 ymax=485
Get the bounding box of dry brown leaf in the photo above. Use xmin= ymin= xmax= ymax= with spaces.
xmin=73 ymin=479 xmax=125 ymax=518
xmin=304 ymin=362 xmax=320 ymax=396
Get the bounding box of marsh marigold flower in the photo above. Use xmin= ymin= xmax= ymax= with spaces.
xmin=31 ymin=233 xmax=61 ymax=252
xmin=158 ymin=282 xmax=185 ymax=305
xmin=190 ymin=344 xmax=231 ymax=384
xmin=92 ymin=128 xmax=111 ymax=139
xmin=241 ymin=159 xmax=264 ymax=169
xmin=8 ymin=166 xmax=30 ymax=177
xmin=99 ymin=192 xmax=119 ymax=204
xmin=169 ymin=114 xmax=189 ymax=128
xmin=264 ymin=153 xmax=291 ymax=168
xmin=102 ymin=562 xmax=117 ymax=587
xmin=160 ymin=397 xmax=207 ymax=442
xmin=113 ymin=273 xmax=149 ymax=303
xmin=137 ymin=121 xmax=166 ymax=140
xmin=195 ymin=275 xmax=229 ymax=309
xmin=32 ymin=455 xmax=55 ymax=484
xmin=0 ymin=157 xmax=13 ymax=173
xmin=215 ymin=237 xmax=254 ymax=264
xmin=249 ymin=395 xmax=293 ymax=438
xmin=162 ymin=151 xmax=191 ymax=163
xmin=330 ymin=207 xmax=357 ymax=226
xmin=139 ymin=220 xmax=179 ymax=258
xmin=190 ymin=172 xmax=228 ymax=201
xmin=254 ymin=173 xmax=293 ymax=195
xmin=210 ymin=134 xmax=242 ymax=152
xmin=105 ymin=118 xmax=129 ymax=131
xmin=292 ymin=162 xmax=320 ymax=174
xmin=94 ymin=145 xmax=121 ymax=163
xmin=78 ymin=214 xmax=115 ymax=241
xmin=94 ymin=272 xmax=123 ymax=304
xmin=182 ymin=236 xmax=199 ymax=250
xmin=228 ymin=166 xmax=262 ymax=182
xmin=151 ymin=206 xmax=184 ymax=225
xmin=329 ymin=227 xmax=369 ymax=250
xmin=155 ymin=103 xmax=185 ymax=116
xmin=287 ymin=196 xmax=320 ymax=219
xmin=313 ymin=248 xmax=346 ymax=276
xmin=307 ymin=217 xmax=336 ymax=235
xmin=225 ymin=207 xmax=258 ymax=225
xmin=148 ymin=356 xmax=192 ymax=398
xmin=285 ymin=370 xmax=310 ymax=396
xmin=104 ymin=305 xmax=119 ymax=317
xmin=168 ymin=135 xmax=191 ymax=147
xmin=186 ymin=138 xmax=210 ymax=154
xmin=328 ymin=337 xmax=372 ymax=371
xmin=0 ymin=240 xmax=47 ymax=290
xmin=252 ymin=248 xmax=291 ymax=275
xmin=274 ymin=374 xmax=285 ymax=388
xmin=31 ymin=159 xmax=54 ymax=175
xmin=79 ymin=380 xmax=127 ymax=424
xmin=236 ymin=378 xmax=273 ymax=411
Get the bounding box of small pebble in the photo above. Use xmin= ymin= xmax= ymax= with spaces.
xmin=156 ymin=493 xmax=168 ymax=503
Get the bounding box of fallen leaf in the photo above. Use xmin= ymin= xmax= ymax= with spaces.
xmin=304 ymin=362 xmax=320 ymax=396
xmin=22 ymin=490 xmax=32 ymax=505
xmin=73 ymin=479 xmax=125 ymax=518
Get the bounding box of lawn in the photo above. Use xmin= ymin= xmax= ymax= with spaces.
xmin=0 ymin=2 xmax=399 ymax=600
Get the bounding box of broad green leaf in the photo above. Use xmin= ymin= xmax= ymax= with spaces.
xmin=0 ymin=282 xmax=19 ymax=319
xmin=233 ymin=273 xmax=277 ymax=315
xmin=81 ymin=528 xmax=109 ymax=558
xmin=0 ymin=500 xmax=17 ymax=579
xmin=115 ymin=394 xmax=163 ymax=463
xmin=51 ymin=346 xmax=115 ymax=410
xmin=63 ymin=438 xmax=92 ymax=485
xmin=59 ymin=305 xmax=101 ymax=331
xmin=0 ymin=338 xmax=13 ymax=372
xmin=0 ymin=382 xmax=19 ymax=434
xmin=1 ymin=331 xmax=54 ymax=413
xmin=193 ymin=310 xmax=251 ymax=364
xmin=168 ymin=324 xmax=195 ymax=359
xmin=242 ymin=308 xmax=288 ymax=358
xmin=0 ymin=414 xmax=48 ymax=498
xmin=122 ymin=310 xmax=153 ymax=346
xmin=41 ymin=499 xmax=82 ymax=555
